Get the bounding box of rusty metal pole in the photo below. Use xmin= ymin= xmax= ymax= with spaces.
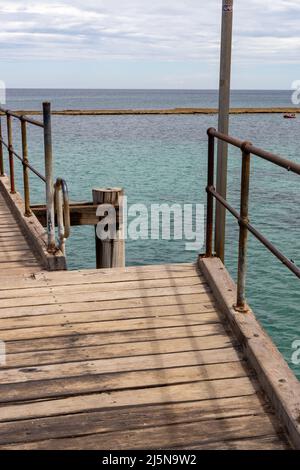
xmin=236 ymin=143 xmax=251 ymax=312
xmin=6 ymin=114 xmax=16 ymax=193
xmin=206 ymin=129 xmax=215 ymax=257
xmin=21 ymin=118 xmax=32 ymax=216
xmin=0 ymin=116 xmax=4 ymax=176
xmin=43 ymin=102 xmax=56 ymax=252
xmin=215 ymin=0 xmax=234 ymax=262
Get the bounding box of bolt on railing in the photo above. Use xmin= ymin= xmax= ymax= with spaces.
xmin=0 ymin=102 xmax=70 ymax=254
xmin=205 ymin=127 xmax=300 ymax=312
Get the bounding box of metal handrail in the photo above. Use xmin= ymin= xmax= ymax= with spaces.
xmin=0 ymin=107 xmax=44 ymax=128
xmin=0 ymin=138 xmax=46 ymax=182
xmin=54 ymin=178 xmax=71 ymax=254
xmin=208 ymin=128 xmax=300 ymax=175
xmin=205 ymin=127 xmax=300 ymax=312
xmin=0 ymin=102 xmax=70 ymax=254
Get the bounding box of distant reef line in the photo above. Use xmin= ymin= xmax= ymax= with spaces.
xmin=1 ymin=107 xmax=299 ymax=116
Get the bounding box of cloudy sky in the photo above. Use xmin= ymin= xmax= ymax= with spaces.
xmin=0 ymin=0 xmax=300 ymax=88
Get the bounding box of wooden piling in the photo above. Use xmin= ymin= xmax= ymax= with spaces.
xmin=92 ymin=188 xmax=125 ymax=269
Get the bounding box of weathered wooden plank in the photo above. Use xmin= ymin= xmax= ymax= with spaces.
xmin=0 ymin=284 xmax=211 ymax=309
xmin=37 ymin=262 xmax=197 ymax=282
xmin=0 ymin=276 xmax=207 ymax=300
xmin=0 ymin=362 xmax=248 ymax=403
xmin=0 ymin=212 xmax=13 ymax=216
xmin=0 ymin=175 xmax=66 ymax=271
xmin=0 ymin=194 xmax=42 ymax=276
xmin=0 ymin=304 xmax=219 ymax=331
xmin=0 ymin=377 xmax=257 ymax=422
xmin=0 ymin=224 xmax=24 ymax=231
xmin=5 ymin=323 xmax=226 ymax=354
xmin=44 ymin=262 xmax=195 ymax=274
xmin=0 ymin=267 xmax=41 ymax=277
xmin=0 ymin=221 xmax=16 ymax=226
xmin=0 ymin=222 xmax=18 ymax=227
xmin=0 ymin=262 xmax=198 ymax=288
xmin=0 ymin=242 xmax=31 ymax=250
xmin=32 ymin=202 xmax=102 ymax=227
xmin=0 ymin=268 xmax=201 ymax=289
xmin=0 ymin=232 xmax=24 ymax=243
xmin=0 ymin=292 xmax=215 ymax=319
xmin=0 ymin=252 xmax=37 ymax=262
xmin=0 ymin=261 xmax=39 ymax=269
xmin=0 ymin=233 xmax=26 ymax=239
xmin=0 ymin=394 xmax=266 ymax=445
xmin=175 ymin=436 xmax=289 ymax=450
xmin=0 ymin=314 xmax=226 ymax=341
xmin=0 ymin=347 xmax=241 ymax=384
xmin=4 ymin=334 xmax=234 ymax=368
xmin=0 ymin=414 xmax=281 ymax=450
xmin=0 ymin=223 xmax=18 ymax=228
xmin=0 ymin=248 xmax=32 ymax=254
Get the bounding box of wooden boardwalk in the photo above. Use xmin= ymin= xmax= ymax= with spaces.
xmin=0 ymin=262 xmax=293 ymax=449
xmin=1 ymin=104 xmax=299 ymax=450
xmin=0 ymin=180 xmax=298 ymax=450
xmin=0 ymin=192 xmax=43 ymax=277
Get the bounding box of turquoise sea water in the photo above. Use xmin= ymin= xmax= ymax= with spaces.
xmin=3 ymin=89 xmax=300 ymax=378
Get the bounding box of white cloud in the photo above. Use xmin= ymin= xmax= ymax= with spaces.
xmin=0 ymin=0 xmax=299 ymax=65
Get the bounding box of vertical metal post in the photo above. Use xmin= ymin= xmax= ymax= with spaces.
xmin=21 ymin=118 xmax=31 ymax=216
xmin=236 ymin=143 xmax=251 ymax=312
xmin=206 ymin=130 xmax=215 ymax=257
xmin=0 ymin=116 xmax=4 ymax=176
xmin=43 ymin=102 xmax=56 ymax=252
xmin=215 ymin=0 xmax=234 ymax=262
xmin=6 ymin=113 xmax=16 ymax=193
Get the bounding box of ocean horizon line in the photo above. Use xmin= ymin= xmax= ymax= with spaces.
xmin=4 ymin=87 xmax=293 ymax=92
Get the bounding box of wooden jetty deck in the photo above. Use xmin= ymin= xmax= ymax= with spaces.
xmin=0 ymin=173 xmax=299 ymax=450
xmin=0 ymin=105 xmax=300 ymax=450
xmin=0 ymin=260 xmax=298 ymax=450
xmin=0 ymin=192 xmax=43 ymax=277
